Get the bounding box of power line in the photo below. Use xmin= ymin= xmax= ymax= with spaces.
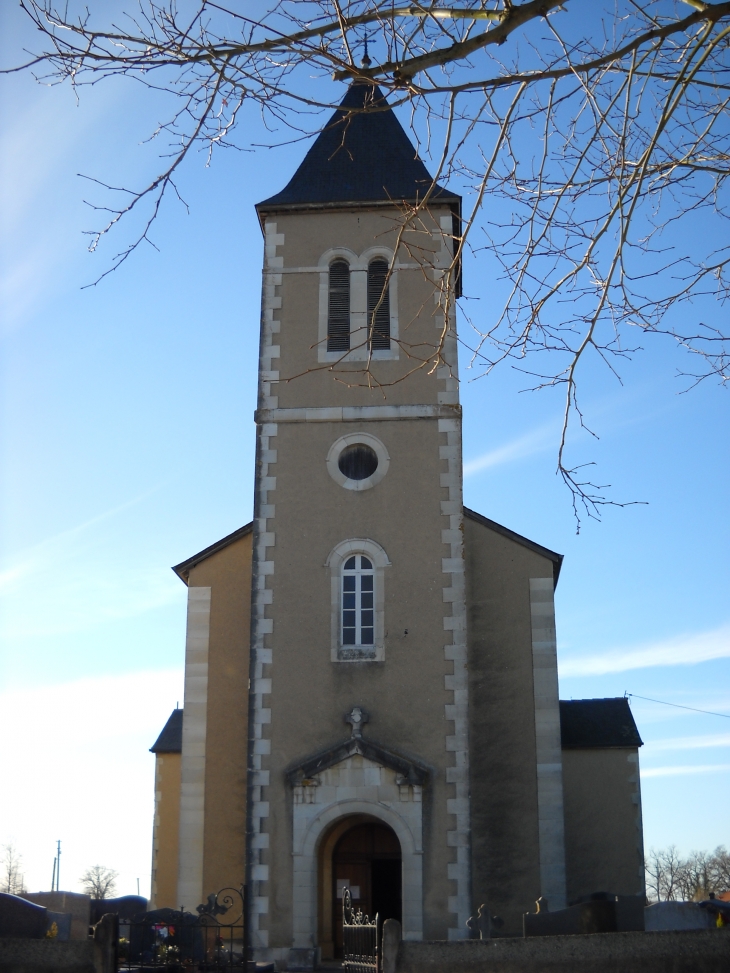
xmin=624 ymin=692 xmax=730 ymax=719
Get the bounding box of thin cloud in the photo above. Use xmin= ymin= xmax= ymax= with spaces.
xmin=0 ymin=488 xmax=181 ymax=638
xmin=463 ymin=422 xmax=557 ymax=476
xmin=641 ymin=764 xmax=730 ymax=778
xmin=646 ymin=733 xmax=730 ymax=752
xmin=0 ymin=493 xmax=154 ymax=586
xmin=0 ymin=488 xmax=165 ymax=590
xmin=559 ymin=623 xmax=730 ymax=677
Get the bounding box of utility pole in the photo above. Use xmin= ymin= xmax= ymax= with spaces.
xmin=51 ymin=858 xmax=56 ymax=892
xmin=55 ymin=840 xmax=61 ymax=891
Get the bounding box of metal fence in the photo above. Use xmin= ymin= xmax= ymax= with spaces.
xmin=342 ymin=888 xmax=379 ymax=973
xmin=119 ymin=887 xmax=247 ymax=971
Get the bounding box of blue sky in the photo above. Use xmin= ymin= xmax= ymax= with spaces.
xmin=1 ymin=5 xmax=728 ymax=900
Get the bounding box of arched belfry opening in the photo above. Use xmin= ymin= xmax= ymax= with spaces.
xmin=317 ymin=815 xmax=402 ymax=960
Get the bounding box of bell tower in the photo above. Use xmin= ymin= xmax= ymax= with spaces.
xmin=248 ymin=81 xmax=470 ymax=966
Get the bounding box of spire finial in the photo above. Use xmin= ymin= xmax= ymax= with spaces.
xmin=361 ymin=32 xmax=371 ymax=68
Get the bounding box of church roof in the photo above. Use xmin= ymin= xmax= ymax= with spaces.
xmin=172 ymin=522 xmax=253 ymax=584
xmin=151 ymin=699 xmax=643 ymax=757
xmin=172 ymin=510 xmax=561 ymax=586
xmin=150 ymin=708 xmax=183 ymax=753
xmin=256 ymin=82 xmax=460 ymax=212
xmin=464 ymin=507 xmax=563 ymax=586
xmin=560 ymin=698 xmax=643 ymax=749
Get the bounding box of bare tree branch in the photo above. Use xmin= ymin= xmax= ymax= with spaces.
xmin=6 ymin=0 xmax=730 ymax=526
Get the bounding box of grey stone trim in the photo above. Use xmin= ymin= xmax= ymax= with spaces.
xmin=255 ymin=404 xmax=460 ymax=423
xmin=529 ymin=577 xmax=567 ymax=910
xmin=287 ymin=735 xmax=429 ymax=786
xmin=177 ymin=586 xmax=211 ymax=910
xmin=325 ymin=434 xmax=390 ymax=492
xmin=248 ymin=220 xmax=284 ymax=950
xmin=434 ymin=217 xmax=471 ymax=940
xmin=264 ymin=262 xmax=425 ymax=274
xmin=291 ymin=767 xmax=425 ymax=944
xmin=628 ymin=751 xmax=647 ymax=894
xmin=326 ymin=538 xmax=390 ymax=662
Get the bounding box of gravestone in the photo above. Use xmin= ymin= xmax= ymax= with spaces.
xmin=46 ymin=911 xmax=73 ymax=941
xmin=24 ymin=891 xmax=90 ymax=940
xmin=0 ymin=893 xmax=47 ymax=939
xmin=645 ymin=901 xmax=715 ymax=931
xmin=466 ymin=903 xmax=504 ymax=939
xmin=89 ymin=894 xmax=147 ymax=925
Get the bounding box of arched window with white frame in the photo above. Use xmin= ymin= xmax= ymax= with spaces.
xmin=326 ymin=539 xmax=390 ymax=662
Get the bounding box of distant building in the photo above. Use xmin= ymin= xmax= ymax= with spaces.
xmin=149 ymin=81 xmax=645 ymax=968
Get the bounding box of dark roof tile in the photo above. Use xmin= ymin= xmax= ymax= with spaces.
xmin=560 ymin=698 xmax=643 ymax=749
xmin=150 ymin=708 xmax=183 ymax=753
xmin=257 ymin=82 xmax=459 ymax=211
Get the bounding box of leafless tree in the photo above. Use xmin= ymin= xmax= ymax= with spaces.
xmin=646 ymin=844 xmax=730 ymax=901
xmin=646 ymin=845 xmax=685 ymax=901
xmin=676 ymin=848 xmax=714 ymax=899
xmin=1 ymin=843 xmax=27 ymax=896
xmin=6 ymin=1 xmax=730 ymax=524
xmin=708 ymin=844 xmax=730 ymax=889
xmin=80 ymin=865 xmax=119 ymax=900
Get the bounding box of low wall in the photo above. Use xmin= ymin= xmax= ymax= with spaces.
xmin=0 ymin=913 xmax=117 ymax=973
xmin=23 ymin=893 xmax=90 ymax=941
xmin=0 ymin=938 xmax=101 ymax=973
xmin=396 ymin=929 xmax=730 ymax=973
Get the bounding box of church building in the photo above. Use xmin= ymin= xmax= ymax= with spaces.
xmin=148 ymin=81 xmax=645 ymax=969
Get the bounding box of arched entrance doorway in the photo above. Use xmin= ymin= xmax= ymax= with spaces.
xmin=317 ymin=816 xmax=402 ymax=959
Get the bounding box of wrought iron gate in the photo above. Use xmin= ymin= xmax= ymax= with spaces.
xmin=119 ymin=886 xmax=247 ymax=970
xmin=342 ymin=888 xmax=379 ymax=973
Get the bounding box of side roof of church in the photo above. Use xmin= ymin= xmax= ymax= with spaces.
xmin=171 ymin=508 xmax=562 ymax=586
xmin=152 ymin=700 xmax=642 ymax=754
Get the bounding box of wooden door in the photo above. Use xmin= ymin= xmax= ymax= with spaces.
xmin=332 ymin=823 xmax=401 ymax=957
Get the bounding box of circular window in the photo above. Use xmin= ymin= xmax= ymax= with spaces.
xmin=326 ymin=434 xmax=390 ymax=491
xmin=338 ymin=444 xmax=378 ymax=480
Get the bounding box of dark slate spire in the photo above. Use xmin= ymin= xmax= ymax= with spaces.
xmin=257 ymin=82 xmax=459 ymax=211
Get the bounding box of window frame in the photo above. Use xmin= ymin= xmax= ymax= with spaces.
xmin=326 ymin=433 xmax=390 ymax=492
xmin=326 ymin=538 xmax=391 ymax=662
xmin=317 ymin=246 xmax=399 ymax=363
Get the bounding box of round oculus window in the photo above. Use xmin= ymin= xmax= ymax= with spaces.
xmin=338 ymin=443 xmax=378 ymax=480
xmin=326 ymin=433 xmax=389 ymax=490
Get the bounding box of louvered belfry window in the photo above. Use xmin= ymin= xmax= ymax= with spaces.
xmin=367 ymin=259 xmax=391 ymax=350
xmin=327 ymin=259 xmax=351 ymax=351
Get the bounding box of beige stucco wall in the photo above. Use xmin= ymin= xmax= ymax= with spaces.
xmin=186 ymin=531 xmax=252 ymax=899
xmin=562 ymin=747 xmax=645 ymax=902
xmin=272 ymin=208 xmax=454 ymax=409
xmin=150 ymin=752 xmax=181 ymax=910
xmin=464 ymin=514 xmax=561 ymax=935
xmin=252 ymin=203 xmax=466 ymax=956
xmin=264 ymin=416 xmax=453 ymax=945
